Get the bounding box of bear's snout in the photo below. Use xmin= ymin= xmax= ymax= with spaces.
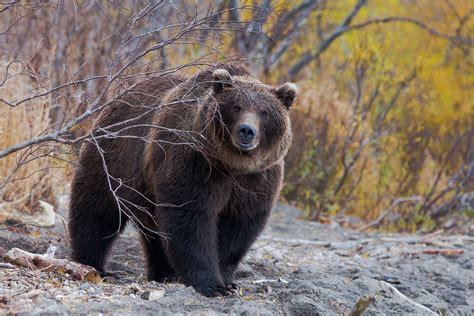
xmin=233 ymin=112 xmax=259 ymax=151
xmin=237 ymin=124 xmax=256 ymax=143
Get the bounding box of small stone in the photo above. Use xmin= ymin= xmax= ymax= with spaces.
xmin=79 ymin=283 xmax=91 ymax=290
xmin=235 ymin=263 xmax=255 ymax=278
xmin=0 ymin=262 xmax=17 ymax=269
xmin=140 ymin=290 xmax=151 ymax=300
xmin=278 ymin=277 xmax=289 ymax=284
xmin=128 ymin=283 xmax=141 ymax=294
xmin=285 ymin=295 xmax=324 ymax=316
xmin=294 ymin=265 xmax=319 ymax=274
xmin=330 ymin=241 xmax=360 ymax=250
xmin=375 ymin=275 xmax=401 ymax=284
xmin=348 ymin=267 xmax=360 ymax=275
xmin=442 ymin=292 xmax=467 ymax=305
xmin=148 ymin=289 xmax=165 ymax=301
xmin=265 ymin=285 xmax=272 ymax=293
xmin=86 ymin=287 xmax=98 ymax=294
xmin=335 ymin=250 xmax=351 ymax=257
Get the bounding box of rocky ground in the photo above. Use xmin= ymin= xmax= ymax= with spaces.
xmin=0 ymin=203 xmax=473 ymax=315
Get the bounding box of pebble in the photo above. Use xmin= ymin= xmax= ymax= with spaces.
xmin=335 ymin=250 xmax=351 ymax=257
xmin=292 ymin=265 xmax=319 ymax=274
xmin=128 ymin=283 xmax=141 ymax=294
xmin=0 ymin=263 xmax=17 ymax=269
xmin=149 ymin=290 xmax=165 ymax=301
xmin=442 ymin=292 xmax=467 ymax=305
xmin=140 ymin=290 xmax=165 ymax=301
xmin=235 ymin=263 xmax=255 ymax=278
xmin=375 ymin=275 xmax=401 ymax=284
xmin=278 ymin=277 xmax=289 ymax=284
xmin=139 ymin=290 xmax=151 ymax=300
xmin=264 ymin=285 xmax=272 ymax=293
xmin=285 ymin=295 xmax=327 ymax=316
xmin=78 ymin=283 xmax=91 ymax=290
xmin=86 ymin=287 xmax=99 ymax=295
xmin=330 ymin=240 xmax=370 ymax=250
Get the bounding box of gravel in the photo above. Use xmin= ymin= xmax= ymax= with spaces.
xmin=1 ymin=203 xmax=473 ymax=315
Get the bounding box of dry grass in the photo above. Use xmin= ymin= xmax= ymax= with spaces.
xmin=0 ymin=63 xmax=68 ymax=216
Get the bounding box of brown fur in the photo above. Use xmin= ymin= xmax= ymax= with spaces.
xmin=68 ymin=63 xmax=296 ymax=297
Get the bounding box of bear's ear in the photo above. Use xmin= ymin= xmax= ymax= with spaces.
xmin=212 ymin=69 xmax=233 ymax=94
xmin=274 ymin=82 xmax=298 ymax=109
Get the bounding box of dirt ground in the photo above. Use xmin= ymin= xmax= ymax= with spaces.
xmin=1 ymin=202 xmax=473 ymax=315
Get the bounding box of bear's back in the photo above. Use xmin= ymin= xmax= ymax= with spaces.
xmin=96 ymin=74 xmax=186 ymax=132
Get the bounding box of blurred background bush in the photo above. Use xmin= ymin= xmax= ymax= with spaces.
xmin=0 ymin=0 xmax=472 ymax=232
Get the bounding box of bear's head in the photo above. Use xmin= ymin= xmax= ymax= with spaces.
xmin=163 ymin=63 xmax=296 ymax=174
xmin=203 ymin=65 xmax=296 ymax=173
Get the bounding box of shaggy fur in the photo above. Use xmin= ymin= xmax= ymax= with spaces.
xmin=69 ymin=63 xmax=296 ymax=297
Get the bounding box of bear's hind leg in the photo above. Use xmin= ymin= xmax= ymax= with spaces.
xmin=140 ymin=233 xmax=175 ymax=282
xmin=68 ymin=187 xmax=127 ymax=273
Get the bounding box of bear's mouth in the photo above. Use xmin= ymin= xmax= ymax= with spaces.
xmin=237 ymin=142 xmax=258 ymax=152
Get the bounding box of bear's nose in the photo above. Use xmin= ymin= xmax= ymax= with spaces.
xmin=237 ymin=124 xmax=256 ymax=143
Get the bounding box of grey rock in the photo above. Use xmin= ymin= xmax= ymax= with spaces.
xmin=292 ymin=265 xmax=319 ymax=275
xmin=285 ymin=296 xmax=328 ymax=316
xmin=442 ymin=291 xmax=467 ymax=305
xmin=235 ymin=263 xmax=255 ymax=278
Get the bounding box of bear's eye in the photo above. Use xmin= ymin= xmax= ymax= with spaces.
xmin=260 ymin=109 xmax=269 ymax=116
xmin=233 ymin=105 xmax=242 ymax=112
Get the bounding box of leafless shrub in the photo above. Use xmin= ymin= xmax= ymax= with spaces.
xmin=0 ymin=1 xmax=250 ymax=225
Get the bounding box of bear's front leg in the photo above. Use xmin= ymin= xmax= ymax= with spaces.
xmin=218 ymin=163 xmax=283 ymax=288
xmin=217 ymin=208 xmax=272 ymax=289
xmin=152 ymin=155 xmax=232 ymax=297
xmin=157 ymin=203 xmax=232 ymax=297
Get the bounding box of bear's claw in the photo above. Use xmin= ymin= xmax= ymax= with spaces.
xmin=225 ymin=282 xmax=239 ymax=290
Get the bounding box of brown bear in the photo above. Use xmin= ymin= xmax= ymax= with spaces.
xmin=68 ymin=63 xmax=297 ymax=297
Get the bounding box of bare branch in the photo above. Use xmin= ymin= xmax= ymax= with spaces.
xmin=0 ymin=7 xmax=228 ymax=159
xmin=288 ymin=0 xmax=367 ymax=79
xmin=269 ymin=0 xmax=322 ymax=46
xmin=265 ymin=1 xmax=321 ymax=71
xmin=288 ymin=1 xmax=473 ymax=80
xmin=348 ymin=16 xmax=473 ymax=46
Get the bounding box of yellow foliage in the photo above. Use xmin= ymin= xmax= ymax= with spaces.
xmin=282 ymin=0 xmax=473 ymax=228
